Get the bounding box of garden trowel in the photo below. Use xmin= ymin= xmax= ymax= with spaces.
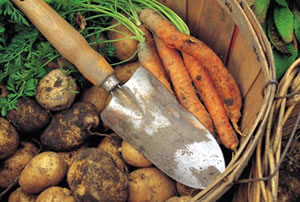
xmin=12 ymin=0 xmax=226 ymax=189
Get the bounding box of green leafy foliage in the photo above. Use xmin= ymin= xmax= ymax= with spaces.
xmin=267 ymin=11 xmax=291 ymax=55
xmin=252 ymin=0 xmax=271 ymax=24
xmin=274 ymin=0 xmax=288 ymax=7
xmin=274 ymin=43 xmax=298 ymax=80
xmin=273 ymin=6 xmax=294 ymax=44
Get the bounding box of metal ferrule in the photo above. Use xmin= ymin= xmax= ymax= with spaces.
xmin=101 ymin=74 xmax=120 ymax=93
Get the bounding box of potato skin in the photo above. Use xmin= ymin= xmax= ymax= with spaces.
xmin=19 ymin=152 xmax=67 ymax=194
xmin=40 ymin=102 xmax=99 ymax=151
xmin=36 ymin=186 xmax=75 ymax=202
xmin=0 ymin=141 xmax=38 ymax=188
xmin=114 ymin=61 xmax=141 ymax=84
xmin=121 ymin=141 xmax=152 ymax=168
xmin=108 ymin=19 xmax=138 ymax=61
xmin=57 ymin=144 xmax=88 ymax=168
xmin=8 ymin=187 xmax=37 ymax=202
xmin=6 ymin=98 xmax=50 ymax=132
xmin=0 ymin=117 xmax=19 ymax=160
xmin=35 ymin=69 xmax=77 ymax=111
xmin=97 ymin=133 xmax=128 ymax=174
xmin=128 ymin=167 xmax=176 ymax=202
xmin=81 ymin=86 xmax=108 ymax=114
xmin=67 ymin=148 xmax=128 ymax=202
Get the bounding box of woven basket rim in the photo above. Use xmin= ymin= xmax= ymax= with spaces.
xmin=192 ymin=0 xmax=276 ymax=201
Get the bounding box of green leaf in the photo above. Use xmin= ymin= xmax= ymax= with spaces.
xmin=294 ymin=9 xmax=300 ymax=43
xmin=274 ymin=0 xmax=288 ymax=7
xmin=251 ymin=0 xmax=271 ymax=25
xmin=274 ymin=43 xmax=298 ymax=80
xmin=267 ymin=12 xmax=291 ymax=55
xmin=274 ymin=6 xmax=294 ymax=44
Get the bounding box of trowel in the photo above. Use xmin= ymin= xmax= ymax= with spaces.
xmin=12 ymin=0 xmax=226 ymax=189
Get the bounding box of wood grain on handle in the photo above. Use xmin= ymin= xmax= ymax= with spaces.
xmin=12 ymin=0 xmax=114 ymax=86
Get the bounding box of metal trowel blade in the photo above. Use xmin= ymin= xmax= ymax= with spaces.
xmin=101 ymin=67 xmax=225 ymax=189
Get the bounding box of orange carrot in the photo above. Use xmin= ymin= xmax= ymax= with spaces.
xmin=139 ymin=25 xmax=169 ymax=80
xmin=140 ymin=8 xmax=242 ymax=130
xmin=154 ymin=37 xmax=214 ymax=134
xmin=182 ymin=53 xmax=239 ymax=150
xmin=137 ymin=26 xmax=173 ymax=93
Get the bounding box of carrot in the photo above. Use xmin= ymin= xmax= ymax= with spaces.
xmin=137 ymin=25 xmax=173 ymax=93
xmin=182 ymin=53 xmax=239 ymax=150
xmin=140 ymin=8 xmax=242 ymax=132
xmin=139 ymin=25 xmax=169 ymax=80
xmin=154 ymin=37 xmax=214 ymax=134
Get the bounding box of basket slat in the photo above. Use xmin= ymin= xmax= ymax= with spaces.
xmin=188 ymin=0 xmax=235 ymax=62
xmin=227 ymin=32 xmax=262 ymax=98
xmin=241 ymin=70 xmax=265 ymax=133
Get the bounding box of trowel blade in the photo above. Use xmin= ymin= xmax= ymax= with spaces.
xmin=101 ymin=67 xmax=225 ymax=189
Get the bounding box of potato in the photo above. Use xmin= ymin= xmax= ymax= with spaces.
xmin=40 ymin=102 xmax=99 ymax=151
xmin=128 ymin=167 xmax=176 ymax=202
xmin=0 ymin=117 xmax=19 ymax=160
xmin=67 ymin=148 xmax=128 ymax=202
xmin=35 ymin=69 xmax=77 ymax=111
xmin=81 ymin=86 xmax=108 ymax=114
xmin=0 ymin=141 xmax=38 ymax=188
xmin=97 ymin=133 xmax=128 ymax=173
xmin=108 ymin=19 xmax=138 ymax=61
xmin=121 ymin=140 xmax=152 ymax=168
xmin=165 ymin=196 xmax=193 ymax=202
xmin=114 ymin=61 xmax=141 ymax=84
xmin=90 ymin=32 xmax=107 ymax=50
xmin=6 ymin=98 xmax=50 ymax=132
xmin=36 ymin=186 xmax=75 ymax=202
xmin=19 ymin=151 xmax=67 ymax=194
xmin=57 ymin=144 xmax=88 ymax=168
xmin=8 ymin=187 xmax=37 ymax=202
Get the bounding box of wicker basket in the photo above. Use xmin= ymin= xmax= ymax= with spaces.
xmin=234 ymin=58 xmax=299 ymax=202
xmin=158 ymin=0 xmax=276 ymax=201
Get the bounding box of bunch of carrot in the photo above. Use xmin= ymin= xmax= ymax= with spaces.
xmin=136 ymin=8 xmax=241 ymax=151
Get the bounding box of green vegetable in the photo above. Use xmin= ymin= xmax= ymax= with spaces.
xmin=274 ymin=6 xmax=294 ymax=44
xmin=294 ymin=9 xmax=300 ymax=43
xmin=274 ymin=0 xmax=288 ymax=7
xmin=267 ymin=12 xmax=291 ymax=55
xmin=251 ymin=0 xmax=271 ymax=24
xmin=274 ymin=43 xmax=298 ymax=80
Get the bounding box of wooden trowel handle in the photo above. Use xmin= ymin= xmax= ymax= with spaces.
xmin=12 ymin=0 xmax=114 ymax=86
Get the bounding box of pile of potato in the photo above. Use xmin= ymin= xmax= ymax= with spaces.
xmin=0 ymin=59 xmax=198 ymax=202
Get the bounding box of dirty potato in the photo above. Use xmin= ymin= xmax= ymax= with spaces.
xmin=97 ymin=133 xmax=128 ymax=173
xmin=35 ymin=69 xmax=77 ymax=111
xmin=19 ymin=152 xmax=67 ymax=194
xmin=36 ymin=186 xmax=75 ymax=202
xmin=114 ymin=61 xmax=141 ymax=84
xmin=8 ymin=187 xmax=37 ymax=202
xmin=128 ymin=167 xmax=176 ymax=202
xmin=40 ymin=102 xmax=99 ymax=151
xmin=0 ymin=141 xmax=38 ymax=188
xmin=81 ymin=86 xmax=108 ymax=114
xmin=6 ymin=98 xmax=50 ymax=132
xmin=0 ymin=117 xmax=19 ymax=160
xmin=67 ymin=148 xmax=128 ymax=202
xmin=121 ymin=140 xmax=152 ymax=168
xmin=108 ymin=19 xmax=138 ymax=61
xmin=57 ymin=143 xmax=88 ymax=168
